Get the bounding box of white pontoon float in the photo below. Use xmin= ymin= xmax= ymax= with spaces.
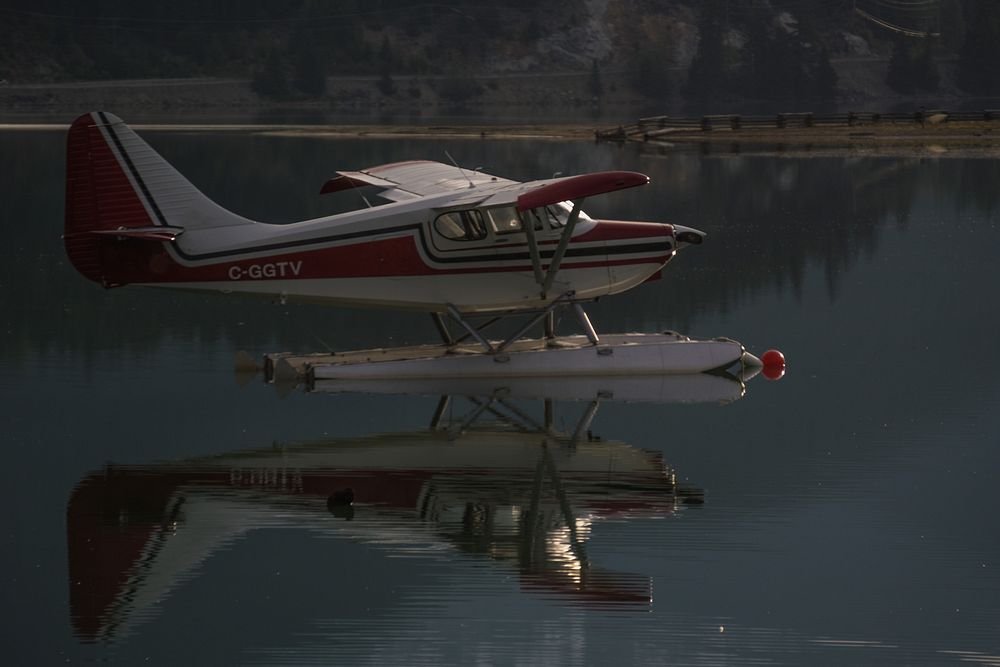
xmin=261 ymin=331 xmax=763 ymax=390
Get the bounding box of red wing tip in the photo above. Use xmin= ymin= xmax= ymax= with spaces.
xmin=517 ymin=170 xmax=650 ymax=211
xmin=320 ymin=175 xmax=366 ymax=195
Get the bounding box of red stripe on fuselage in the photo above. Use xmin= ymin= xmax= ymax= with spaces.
xmin=115 ymin=242 xmax=671 ymax=284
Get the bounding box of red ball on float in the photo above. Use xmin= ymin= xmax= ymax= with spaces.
xmin=761 ymin=349 xmax=785 ymax=368
xmin=760 ymin=349 xmax=785 ymax=381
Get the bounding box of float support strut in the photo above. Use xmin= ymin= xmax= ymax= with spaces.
xmin=431 ymin=312 xmax=454 ymax=346
xmin=446 ymin=304 xmax=494 ymax=353
xmin=574 ymin=303 xmax=600 ymax=345
xmin=496 ymin=294 xmax=572 ymax=353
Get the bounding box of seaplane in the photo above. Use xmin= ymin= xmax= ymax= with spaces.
xmin=64 ymin=111 xmax=782 ymax=380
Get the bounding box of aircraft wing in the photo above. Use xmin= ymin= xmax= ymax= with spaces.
xmin=320 ymin=160 xmax=649 ymax=209
xmin=320 ymin=160 xmax=519 ymax=202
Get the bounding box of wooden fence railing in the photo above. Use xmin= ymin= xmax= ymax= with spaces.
xmin=596 ymin=109 xmax=1000 ymax=142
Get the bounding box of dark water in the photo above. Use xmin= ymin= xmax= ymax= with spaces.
xmin=2 ymin=126 xmax=999 ymax=665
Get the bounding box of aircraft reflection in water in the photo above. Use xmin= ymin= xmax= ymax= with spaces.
xmin=65 ymin=376 xmax=748 ymax=643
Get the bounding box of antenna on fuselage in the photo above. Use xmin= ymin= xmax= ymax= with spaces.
xmin=344 ymin=177 xmax=373 ymax=209
xmin=445 ymin=150 xmax=476 ymax=189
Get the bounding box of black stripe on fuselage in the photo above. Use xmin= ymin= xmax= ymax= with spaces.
xmin=413 ymin=235 xmax=672 ymax=265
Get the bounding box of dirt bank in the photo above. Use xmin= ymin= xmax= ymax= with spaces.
xmin=0 ymin=73 xmax=639 ymax=120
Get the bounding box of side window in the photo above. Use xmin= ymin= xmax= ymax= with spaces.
xmin=435 ymin=212 xmax=464 ymax=240
xmin=485 ymin=206 xmax=523 ymax=235
xmin=434 ymin=210 xmax=487 ymax=241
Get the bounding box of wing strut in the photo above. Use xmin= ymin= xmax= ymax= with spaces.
xmin=539 ymin=200 xmax=584 ymax=298
xmin=519 ymin=199 xmax=585 ymax=301
xmin=521 ymin=200 xmax=599 ymax=344
xmin=515 ymin=171 xmax=647 ymax=300
xmin=523 ymin=214 xmax=546 ymax=289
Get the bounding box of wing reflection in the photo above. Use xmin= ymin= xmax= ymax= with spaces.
xmin=67 ymin=394 xmax=708 ymax=643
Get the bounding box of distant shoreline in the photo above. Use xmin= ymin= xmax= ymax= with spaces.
xmin=0 ymin=121 xmax=599 ymax=141
xmin=3 ymin=117 xmax=998 ymax=156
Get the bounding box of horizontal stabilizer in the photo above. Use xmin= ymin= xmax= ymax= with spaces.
xmin=89 ymin=226 xmax=185 ymax=241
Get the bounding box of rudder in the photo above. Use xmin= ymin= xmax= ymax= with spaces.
xmin=63 ymin=111 xmax=254 ymax=286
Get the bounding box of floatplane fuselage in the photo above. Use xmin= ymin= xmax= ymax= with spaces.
xmin=64 ymin=112 xmax=704 ymax=315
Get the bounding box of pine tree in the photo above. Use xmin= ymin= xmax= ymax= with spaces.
xmin=376 ymin=35 xmax=396 ymax=96
xmin=886 ymin=37 xmax=915 ymax=94
xmin=886 ymin=36 xmax=939 ymax=94
xmin=914 ymin=40 xmax=939 ymax=92
xmin=743 ymin=19 xmax=802 ymax=102
xmin=811 ymin=46 xmax=838 ymax=101
xmin=588 ymin=59 xmax=603 ymax=99
xmin=292 ymin=38 xmax=327 ymax=97
xmin=957 ymin=1 xmax=1000 ymax=95
xmin=252 ymin=49 xmax=290 ymax=100
xmin=684 ymin=6 xmax=728 ymax=103
xmin=632 ymin=42 xmax=672 ymax=102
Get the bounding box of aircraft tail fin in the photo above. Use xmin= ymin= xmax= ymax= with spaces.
xmin=64 ymin=111 xmax=254 ymax=285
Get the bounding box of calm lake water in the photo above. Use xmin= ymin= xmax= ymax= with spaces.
xmin=2 ymin=125 xmax=999 ymax=665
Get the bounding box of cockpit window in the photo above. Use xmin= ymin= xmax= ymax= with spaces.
xmin=434 ymin=210 xmax=487 ymax=241
xmin=484 ymin=206 xmax=523 ymax=235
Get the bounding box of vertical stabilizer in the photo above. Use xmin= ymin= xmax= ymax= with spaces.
xmin=63 ymin=111 xmax=254 ymax=285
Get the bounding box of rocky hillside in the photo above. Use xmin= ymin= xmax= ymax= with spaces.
xmin=0 ymin=1 xmax=996 ymax=107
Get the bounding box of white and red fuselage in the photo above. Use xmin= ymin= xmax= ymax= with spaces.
xmin=64 ymin=112 xmax=702 ymax=313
